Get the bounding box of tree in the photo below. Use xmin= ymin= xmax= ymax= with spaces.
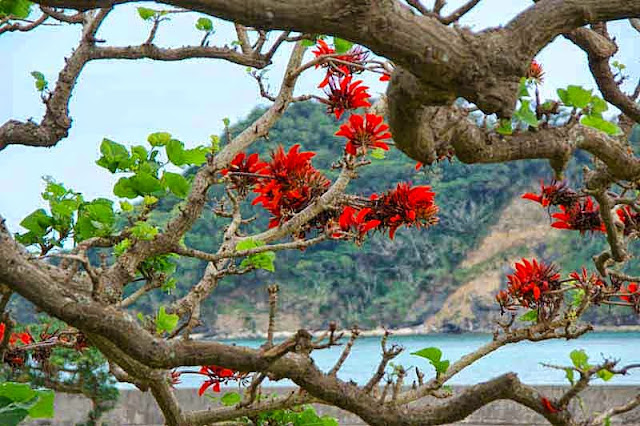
xmin=1 ymin=1 xmax=640 ymax=425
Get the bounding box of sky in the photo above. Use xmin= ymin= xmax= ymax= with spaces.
xmin=1 ymin=0 xmax=639 ymax=234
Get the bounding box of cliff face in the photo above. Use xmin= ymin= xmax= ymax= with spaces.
xmin=423 ymin=191 xmax=562 ymax=332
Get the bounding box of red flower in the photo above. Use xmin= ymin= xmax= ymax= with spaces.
xmin=9 ymin=331 xmax=32 ymax=346
xmin=221 ymin=152 xmax=268 ymax=193
xmin=527 ymin=60 xmax=545 ymax=83
xmin=569 ymin=267 xmax=605 ymax=288
xmin=197 ymin=365 xmax=244 ymax=396
xmin=551 ymin=197 xmax=605 ymax=234
xmin=0 ymin=323 xmax=4 ymax=343
xmin=498 ymin=258 xmax=561 ymax=315
xmin=371 ymin=183 xmax=438 ymax=239
xmin=253 ymin=145 xmax=329 ymax=228
xmin=616 ymin=205 xmax=640 ymax=236
xmin=312 ymin=39 xmax=334 ymax=58
xmin=336 ymin=206 xmax=381 ymax=239
xmin=541 ymin=397 xmax=559 ymax=413
xmin=521 ymin=180 xmax=576 ymax=208
xmin=335 ymin=113 xmax=391 ymax=156
xmin=312 ymin=40 xmax=369 ymax=88
xmin=379 ymin=73 xmax=391 ymax=82
xmin=320 ymin=75 xmax=371 ymax=120
xmin=220 ymin=152 xmax=266 ymax=177
xmin=621 ymin=282 xmax=639 ymax=303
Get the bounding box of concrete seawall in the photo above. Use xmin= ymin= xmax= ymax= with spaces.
xmin=26 ymin=386 xmax=640 ymax=425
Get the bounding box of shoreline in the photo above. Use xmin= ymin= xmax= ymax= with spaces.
xmin=201 ymin=324 xmax=640 ymax=341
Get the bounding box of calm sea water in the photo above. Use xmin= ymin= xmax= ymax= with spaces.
xmin=119 ymin=332 xmax=640 ymax=389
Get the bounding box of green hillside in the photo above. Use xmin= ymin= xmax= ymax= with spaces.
xmin=11 ymin=102 xmax=639 ymax=332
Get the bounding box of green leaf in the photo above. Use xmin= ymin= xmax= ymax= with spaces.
xmin=589 ymin=96 xmax=608 ymax=116
xmin=143 ymin=195 xmax=158 ymax=206
xmin=0 ymin=382 xmax=35 ymax=403
xmin=19 ymin=209 xmax=52 ymax=236
xmin=30 ymin=71 xmax=47 ymax=92
xmin=514 ymin=99 xmax=538 ymax=128
xmin=597 ymin=368 xmax=614 ymax=382
xmin=222 ymin=117 xmax=230 ymax=127
xmin=570 ymin=349 xmax=590 ymax=370
xmin=113 ymin=239 xmax=131 ymax=257
xmin=412 ymin=347 xmax=442 ymax=362
xmin=370 ymin=148 xmax=386 ymax=160
xmin=120 ymin=201 xmax=134 ymax=212
xmin=96 ymin=138 xmax=131 ymax=173
xmin=301 ymin=38 xmax=317 ymax=47
xmin=210 ymin=135 xmax=220 ymax=153
xmin=166 ymin=139 xmax=186 ymax=166
xmin=518 ymin=310 xmax=538 ymax=322
xmin=27 ymin=390 xmax=54 ymax=418
xmin=558 ymin=85 xmax=593 ymax=109
xmin=241 ymin=251 xmax=276 ymax=272
xmin=130 ymin=221 xmax=158 ymax=241
xmin=182 ymin=146 xmax=208 ymax=166
xmin=564 ymin=368 xmax=575 ymax=385
xmin=518 ymin=77 xmax=529 ymax=98
xmin=570 ymin=288 xmax=585 ymax=308
xmin=220 ymin=392 xmax=241 ymax=406
xmin=236 ymin=238 xmax=276 ymax=272
xmin=411 ymin=347 xmax=449 ymax=375
xmin=163 ymin=172 xmax=190 ymax=198
xmin=130 ymin=172 xmax=164 ymax=195
xmin=131 ymin=145 xmax=148 ymax=162
xmin=147 ymin=132 xmax=172 ymax=147
xmin=604 ymin=417 xmax=611 ymax=426
xmin=581 ymin=115 xmax=622 ymax=136
xmin=496 ymin=118 xmax=513 ymax=135
xmin=113 ymin=177 xmax=138 ymax=199
xmin=156 ymin=306 xmax=179 ymax=334
xmin=137 ymin=6 xmax=156 ymax=20
xmin=75 ymin=199 xmax=115 ymax=241
xmin=333 ymin=37 xmax=353 ymax=53
xmin=162 ymin=277 xmax=177 ymax=294
xmin=195 ymin=17 xmax=213 ymax=32
xmin=0 ymin=0 xmax=32 ymax=19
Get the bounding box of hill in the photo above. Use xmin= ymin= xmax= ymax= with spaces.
xmin=144 ymin=102 xmax=640 ymax=335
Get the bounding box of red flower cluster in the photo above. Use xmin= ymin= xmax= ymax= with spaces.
xmin=373 ymin=183 xmax=439 ymax=239
xmin=220 ymin=152 xmax=267 ymax=193
xmin=321 ymin=75 xmax=371 ymax=120
xmin=0 ymin=323 xmax=33 ymax=367
xmin=522 ymin=181 xmax=606 ymax=234
xmin=616 ymin=205 xmax=640 ymax=236
xmin=197 ymin=365 xmax=245 ymax=396
xmin=337 ymin=183 xmax=438 ymax=240
xmin=621 ymin=282 xmax=639 ymax=306
xmin=312 ymin=39 xmax=369 ymax=88
xmin=551 ymin=197 xmax=605 ymax=233
xmin=496 ymin=258 xmax=561 ymax=317
xmin=521 ymin=180 xmax=577 ymax=208
xmin=253 ymin=145 xmax=330 ymax=228
xmin=527 ymin=60 xmax=545 ymax=83
xmin=335 ymin=113 xmax=391 ymax=156
xmin=569 ymin=268 xmax=605 ymax=288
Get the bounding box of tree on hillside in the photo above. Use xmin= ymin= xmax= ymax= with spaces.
xmin=1 ymin=1 xmax=640 ymax=425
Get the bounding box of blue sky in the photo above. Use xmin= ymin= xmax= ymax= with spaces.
xmin=1 ymin=0 xmax=638 ymax=234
